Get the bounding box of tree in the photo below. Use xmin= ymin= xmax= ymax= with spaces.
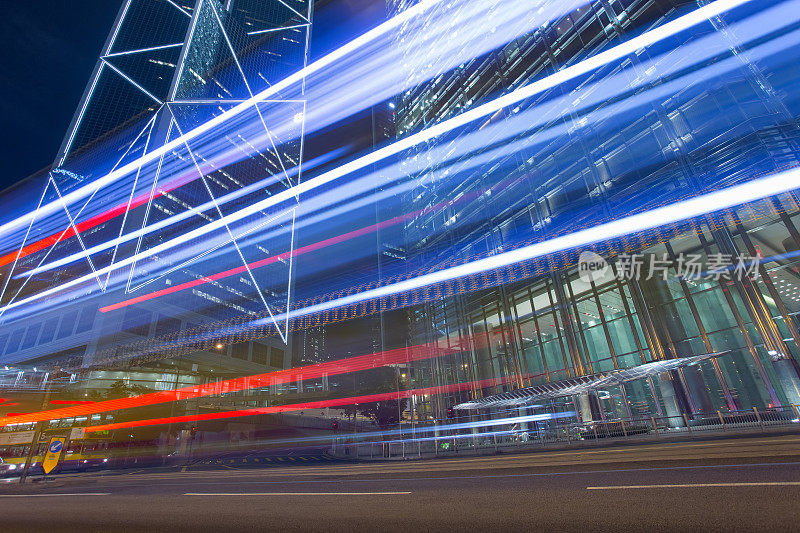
xmin=357 ymin=398 xmax=407 ymax=430
xmin=337 ymin=366 xmax=410 ymax=430
xmin=95 ymin=379 xmax=154 ymax=400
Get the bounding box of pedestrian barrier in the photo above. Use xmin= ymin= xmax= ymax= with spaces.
xmin=333 ymin=405 xmax=800 ymax=460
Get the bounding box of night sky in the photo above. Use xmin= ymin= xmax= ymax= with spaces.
xmin=0 ymin=1 xmax=121 ymax=191
xmin=0 ymin=0 xmax=383 ymax=194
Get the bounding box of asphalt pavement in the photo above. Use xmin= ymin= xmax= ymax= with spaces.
xmin=1 ymin=433 xmax=800 ymax=532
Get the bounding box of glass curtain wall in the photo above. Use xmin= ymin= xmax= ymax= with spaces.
xmin=391 ymin=0 xmax=800 ymax=423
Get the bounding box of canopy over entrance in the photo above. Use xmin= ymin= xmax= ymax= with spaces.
xmin=454 ymin=351 xmax=728 ymax=410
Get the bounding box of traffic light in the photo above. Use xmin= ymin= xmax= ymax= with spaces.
xmin=331 ymin=420 xmax=339 ymax=432
xmin=447 ymin=407 xmax=455 ymax=419
xmin=190 ymin=426 xmax=198 ymax=437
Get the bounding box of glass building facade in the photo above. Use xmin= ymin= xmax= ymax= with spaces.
xmin=389 ymin=0 xmax=800 ymax=425
xmin=1 ymin=0 xmax=800 ymax=464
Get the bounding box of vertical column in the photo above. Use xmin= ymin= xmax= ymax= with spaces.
xmin=628 ymin=275 xmax=693 ymax=421
xmin=709 ymin=225 xmax=784 ymax=406
xmin=658 ymin=371 xmax=690 ymax=427
xmin=577 ymin=393 xmax=593 ymax=424
xmin=551 ymin=272 xmax=587 ymax=377
xmin=577 ymin=392 xmax=602 ymax=423
xmin=517 ymin=406 xmax=530 ymax=433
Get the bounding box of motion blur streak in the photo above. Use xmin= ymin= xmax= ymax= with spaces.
xmin=98 ymin=211 xmax=417 ymax=312
xmin=97 ymin=179 xmax=496 ymax=312
xmin=82 ymin=375 xmax=522 ymax=433
xmin=233 ymin=166 xmax=800 ymax=328
xmin=0 ymin=168 xmax=198 ymax=269
xmin=9 ymin=0 xmax=588 ymax=279
xmin=338 ymin=411 xmax=578 ymax=446
xmin=8 ymin=150 xmax=342 ymax=276
xmin=0 ymin=335 xmax=478 ymax=427
xmin=0 ymin=0 xmax=755 ymax=318
xmin=0 ymin=0 xmax=445 ymax=240
xmin=0 ymin=0 xmax=583 ymax=246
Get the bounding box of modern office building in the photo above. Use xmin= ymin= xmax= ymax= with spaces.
xmin=2 ymin=0 xmax=800 ymax=460
xmin=0 ymin=0 xmax=313 ymax=426
xmin=387 ymin=0 xmax=800 ymax=426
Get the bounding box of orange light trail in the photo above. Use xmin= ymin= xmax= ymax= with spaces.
xmin=84 ymin=376 xmax=512 ymax=433
xmin=0 ymin=336 xmax=471 ymax=427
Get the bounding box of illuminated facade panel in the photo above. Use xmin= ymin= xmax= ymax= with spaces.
xmin=1 ymin=0 xmax=800 ymax=463
xmin=389 ymin=0 xmax=800 ymax=422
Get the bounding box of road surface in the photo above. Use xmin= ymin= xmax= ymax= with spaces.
xmin=1 ymin=433 xmax=799 ymax=532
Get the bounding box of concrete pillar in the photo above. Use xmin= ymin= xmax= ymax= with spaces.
xmin=578 ymin=393 xmax=593 ymax=424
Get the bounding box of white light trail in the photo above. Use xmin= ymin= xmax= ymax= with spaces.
xmin=28 ymin=0 xmax=789 ymax=279
xmin=19 ymin=0 xmax=594 ymax=272
xmin=0 ymin=0 xmax=453 ymax=241
xmin=261 ymin=166 xmax=800 ymax=326
xmin=0 ymin=0 xmax=756 ymax=315
xmin=8 ymin=0 xmax=598 ymax=249
xmin=19 ymin=149 xmax=344 ymax=277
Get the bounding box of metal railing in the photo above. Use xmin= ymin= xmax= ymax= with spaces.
xmin=332 ymin=404 xmax=800 ymax=460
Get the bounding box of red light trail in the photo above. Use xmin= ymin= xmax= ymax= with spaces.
xmin=0 ymin=336 xmax=473 ymax=427
xmin=98 ymin=209 xmax=420 ymax=313
xmin=0 ymin=170 xmax=202 ymax=269
xmin=97 ymin=179 xmax=505 ymax=313
xmin=83 ymin=376 xmax=513 ymax=433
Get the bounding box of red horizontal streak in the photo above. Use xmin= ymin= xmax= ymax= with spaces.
xmin=0 ymin=170 xmax=202 ymax=269
xmin=0 ymin=337 xmax=469 ymax=428
xmin=99 ymin=210 xmax=419 ymax=313
xmin=97 ymin=181 xmax=493 ymax=314
xmin=84 ymin=376 xmax=510 ymax=433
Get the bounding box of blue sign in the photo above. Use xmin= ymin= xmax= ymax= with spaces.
xmin=43 ymin=437 xmax=66 ymax=474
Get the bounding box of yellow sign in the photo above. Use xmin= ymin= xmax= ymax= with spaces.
xmin=42 ymin=437 xmax=66 ymax=474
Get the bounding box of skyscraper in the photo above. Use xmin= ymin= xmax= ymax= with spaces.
xmin=2 ymin=0 xmax=800 ymax=462
xmin=0 ymin=0 xmax=312 ymax=405
xmin=388 ymin=0 xmax=800 ymax=425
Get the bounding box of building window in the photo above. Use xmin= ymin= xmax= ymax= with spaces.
xmin=270 ymin=348 xmax=285 ymax=369
xmin=252 ymin=343 xmax=268 ymax=365
xmin=20 ymin=323 xmax=41 ymax=350
xmin=121 ymin=307 xmax=151 ymax=337
xmin=75 ymin=306 xmax=97 ymax=334
xmin=4 ymin=329 xmax=23 ymax=355
xmin=231 ymin=343 xmax=249 ymax=360
xmin=38 ymin=317 xmax=59 ymax=344
xmin=57 ymin=311 xmax=79 ymax=339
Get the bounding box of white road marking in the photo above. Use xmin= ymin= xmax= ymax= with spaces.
xmin=0 ymin=493 xmax=111 ymax=497
xmin=184 ymin=491 xmax=411 ymax=496
xmin=587 ymin=482 xmax=800 ymax=490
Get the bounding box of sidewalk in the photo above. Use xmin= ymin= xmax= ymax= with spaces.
xmin=343 ymin=423 xmax=800 ymax=462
